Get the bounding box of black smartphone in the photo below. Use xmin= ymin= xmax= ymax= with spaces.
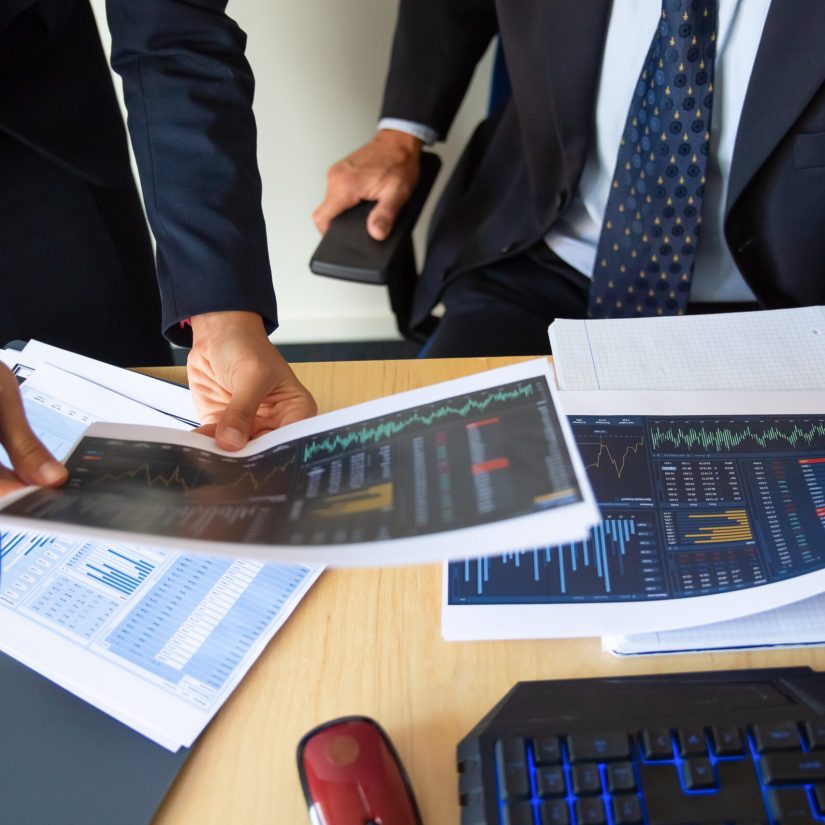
xmin=309 ymin=151 xmax=441 ymax=285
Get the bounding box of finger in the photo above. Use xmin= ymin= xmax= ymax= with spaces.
xmin=312 ymin=187 xmax=363 ymax=235
xmin=192 ymin=422 xmax=218 ymax=439
xmin=0 ymin=465 xmax=24 ymax=497
xmin=0 ymin=368 xmax=67 ymax=486
xmin=367 ymin=181 xmax=414 ymax=241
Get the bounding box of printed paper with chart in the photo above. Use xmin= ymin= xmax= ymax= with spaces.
xmin=0 ymin=360 xmax=599 ymax=566
xmin=443 ymin=389 xmax=825 ymax=640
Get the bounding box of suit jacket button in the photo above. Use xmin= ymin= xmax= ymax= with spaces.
xmin=500 ymin=241 xmax=516 ymax=254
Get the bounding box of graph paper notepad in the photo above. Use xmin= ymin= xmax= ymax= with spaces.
xmin=549 ymin=306 xmax=825 ymax=391
xmin=603 ymin=592 xmax=825 ymax=656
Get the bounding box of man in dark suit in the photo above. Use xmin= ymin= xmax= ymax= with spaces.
xmin=0 ymin=0 xmax=315 ymax=483
xmin=315 ymin=0 xmax=825 ymax=356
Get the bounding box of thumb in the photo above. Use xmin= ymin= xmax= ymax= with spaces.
xmin=367 ymin=182 xmax=414 ymax=241
xmin=213 ymin=374 xmax=272 ymax=451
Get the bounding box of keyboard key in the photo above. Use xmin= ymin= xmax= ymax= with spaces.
xmin=641 ymin=759 xmax=768 ymax=823
xmin=495 ymin=737 xmax=530 ymax=800
xmin=606 ymin=761 xmax=637 ymax=793
xmin=539 ymin=799 xmax=570 ymax=825
xmin=682 ymin=757 xmax=716 ymax=790
xmin=571 ymin=763 xmax=602 ymax=795
xmin=768 ymin=788 xmax=818 ymax=825
xmin=640 ymin=728 xmax=673 ymax=760
xmin=678 ymin=727 xmax=708 ymax=757
xmin=502 ymin=801 xmax=536 ymax=825
xmin=804 ymin=721 xmax=825 ymax=751
xmin=760 ymin=753 xmax=825 ymax=785
xmin=536 ymin=766 xmax=566 ymax=798
xmin=533 ymin=736 xmax=562 ymax=765
xmin=567 ymin=732 xmax=630 ymax=763
xmin=612 ymin=795 xmax=643 ymax=825
xmin=813 ymin=785 xmax=825 ymax=815
xmin=753 ymin=722 xmax=802 ymax=753
xmin=711 ymin=725 xmax=744 ymax=756
xmin=575 ymin=798 xmax=606 ymax=825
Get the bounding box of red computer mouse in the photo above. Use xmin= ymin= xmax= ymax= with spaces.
xmin=297 ymin=716 xmax=423 ymax=825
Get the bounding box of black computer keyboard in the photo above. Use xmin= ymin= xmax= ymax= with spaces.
xmin=456 ymin=668 xmax=825 ymax=825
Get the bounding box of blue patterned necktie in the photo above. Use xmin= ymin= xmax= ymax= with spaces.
xmin=588 ymin=0 xmax=718 ymax=319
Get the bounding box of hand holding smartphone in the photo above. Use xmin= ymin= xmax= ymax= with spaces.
xmin=310 ymin=152 xmax=441 ymax=285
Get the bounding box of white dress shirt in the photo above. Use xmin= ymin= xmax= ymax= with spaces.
xmin=380 ymin=0 xmax=773 ymax=303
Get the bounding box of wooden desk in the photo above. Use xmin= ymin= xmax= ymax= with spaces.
xmin=149 ymin=356 xmax=825 ymax=824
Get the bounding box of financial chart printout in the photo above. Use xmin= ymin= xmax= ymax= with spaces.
xmin=1 ymin=364 xmax=594 ymax=564
xmin=448 ymin=413 xmax=825 ymax=609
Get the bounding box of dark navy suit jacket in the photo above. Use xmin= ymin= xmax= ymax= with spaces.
xmin=380 ymin=0 xmax=825 ymax=330
xmin=0 ymin=0 xmax=277 ymax=345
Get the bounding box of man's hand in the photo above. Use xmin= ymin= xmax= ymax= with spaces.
xmin=313 ymin=129 xmax=423 ymax=241
xmin=188 ymin=311 xmax=317 ymax=450
xmin=0 ymin=363 xmax=67 ymax=496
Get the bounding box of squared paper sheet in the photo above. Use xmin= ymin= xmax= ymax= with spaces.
xmin=549 ymin=307 xmax=825 ymax=391
xmin=603 ymin=592 xmax=825 ymax=656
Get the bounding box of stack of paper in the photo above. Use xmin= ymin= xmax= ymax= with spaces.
xmin=441 ymin=308 xmax=825 ymax=652
xmin=0 ymin=343 xmax=321 ymax=751
xmin=602 ymin=592 xmax=825 ymax=656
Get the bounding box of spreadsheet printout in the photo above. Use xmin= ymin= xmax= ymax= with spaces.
xmin=0 ymin=361 xmax=320 ymax=750
xmin=548 ymin=307 xmax=825 ymax=391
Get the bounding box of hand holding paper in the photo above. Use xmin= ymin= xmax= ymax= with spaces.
xmin=0 ymin=363 xmax=66 ymax=494
xmin=188 ymin=311 xmax=317 ymax=449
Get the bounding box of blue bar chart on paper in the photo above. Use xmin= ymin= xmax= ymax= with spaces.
xmin=448 ymin=415 xmax=825 ymax=605
xmin=0 ymin=524 xmax=315 ymax=708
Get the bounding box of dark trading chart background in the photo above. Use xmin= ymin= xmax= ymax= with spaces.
xmin=3 ymin=379 xmax=582 ymax=547
xmin=448 ymin=415 xmax=825 ymax=604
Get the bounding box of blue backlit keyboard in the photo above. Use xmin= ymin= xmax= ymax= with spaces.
xmin=456 ymin=668 xmax=825 ymax=825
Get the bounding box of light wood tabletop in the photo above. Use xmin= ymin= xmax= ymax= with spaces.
xmin=148 ymin=356 xmax=825 ymax=825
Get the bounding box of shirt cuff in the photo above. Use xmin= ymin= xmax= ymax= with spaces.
xmin=377 ymin=118 xmax=439 ymax=145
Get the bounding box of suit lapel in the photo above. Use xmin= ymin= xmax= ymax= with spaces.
xmin=727 ymin=0 xmax=825 ymax=212
xmin=503 ymin=0 xmax=612 ymax=205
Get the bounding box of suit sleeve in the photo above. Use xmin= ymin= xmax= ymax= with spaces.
xmin=380 ymin=0 xmax=498 ymax=140
xmin=105 ymin=0 xmax=277 ymax=347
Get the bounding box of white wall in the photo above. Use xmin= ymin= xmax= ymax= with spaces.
xmin=91 ymin=0 xmax=491 ymax=344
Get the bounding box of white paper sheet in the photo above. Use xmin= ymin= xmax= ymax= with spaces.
xmin=442 ymin=389 xmax=825 ymax=640
xmin=548 ymin=307 xmax=825 ymax=391
xmin=602 ymin=592 xmax=825 ymax=657
xmin=20 ymin=339 xmax=198 ymax=426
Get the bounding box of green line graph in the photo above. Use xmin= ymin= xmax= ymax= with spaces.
xmin=302 ymin=382 xmax=537 ymax=462
xmin=650 ymin=420 xmax=825 ymax=453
